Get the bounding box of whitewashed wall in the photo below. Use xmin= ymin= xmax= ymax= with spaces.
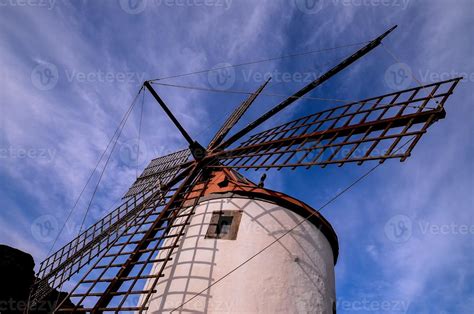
xmin=143 ymin=196 xmax=336 ymax=314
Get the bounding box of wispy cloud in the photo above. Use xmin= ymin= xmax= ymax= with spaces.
xmin=0 ymin=1 xmax=472 ymax=312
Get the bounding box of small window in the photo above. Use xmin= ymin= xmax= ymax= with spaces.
xmin=205 ymin=210 xmax=242 ymax=240
xmin=216 ymin=216 xmax=233 ymax=235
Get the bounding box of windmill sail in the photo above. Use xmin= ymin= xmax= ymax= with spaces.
xmin=211 ymin=78 xmax=461 ymax=170
xmin=31 ymin=189 xmax=157 ymax=305
xmin=123 ymin=148 xmax=191 ymax=198
xmin=30 ymin=150 xmax=193 ymax=307
xmin=207 ymin=79 xmax=271 ymax=149
xmin=54 ymin=165 xmax=206 ymax=313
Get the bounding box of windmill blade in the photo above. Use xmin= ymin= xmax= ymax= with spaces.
xmin=124 ymin=148 xmax=192 ymax=198
xmin=215 ymin=25 xmax=398 ymax=150
xmin=208 ymin=78 xmax=271 ymax=149
xmin=30 ymin=190 xmax=157 ymax=306
xmin=210 ymin=78 xmax=461 ymax=170
xmin=54 ymin=165 xmax=208 ymax=313
xmin=30 ymin=152 xmax=193 ymax=306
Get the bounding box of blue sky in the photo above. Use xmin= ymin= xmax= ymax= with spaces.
xmin=0 ymin=0 xmax=472 ymax=313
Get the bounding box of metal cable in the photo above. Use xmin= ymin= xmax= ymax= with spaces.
xmin=78 ymin=87 xmax=145 ymax=235
xmin=151 ymin=81 xmax=437 ymax=111
xmin=136 ymin=89 xmax=146 ymax=178
xmin=381 ymin=43 xmax=440 ymax=106
xmin=381 ymin=43 xmax=425 ymax=86
xmin=44 ymin=86 xmax=145 ymax=256
xmin=148 ymin=42 xmax=370 ymax=82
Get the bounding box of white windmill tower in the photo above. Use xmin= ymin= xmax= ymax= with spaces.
xmin=28 ymin=25 xmax=461 ymax=313
xmin=142 ymin=167 xmax=338 ymax=313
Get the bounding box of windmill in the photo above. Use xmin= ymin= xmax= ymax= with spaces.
xmin=28 ymin=25 xmax=461 ymax=313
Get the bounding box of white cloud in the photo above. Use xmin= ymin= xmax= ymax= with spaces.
xmin=0 ymin=2 xmax=471 ymax=311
